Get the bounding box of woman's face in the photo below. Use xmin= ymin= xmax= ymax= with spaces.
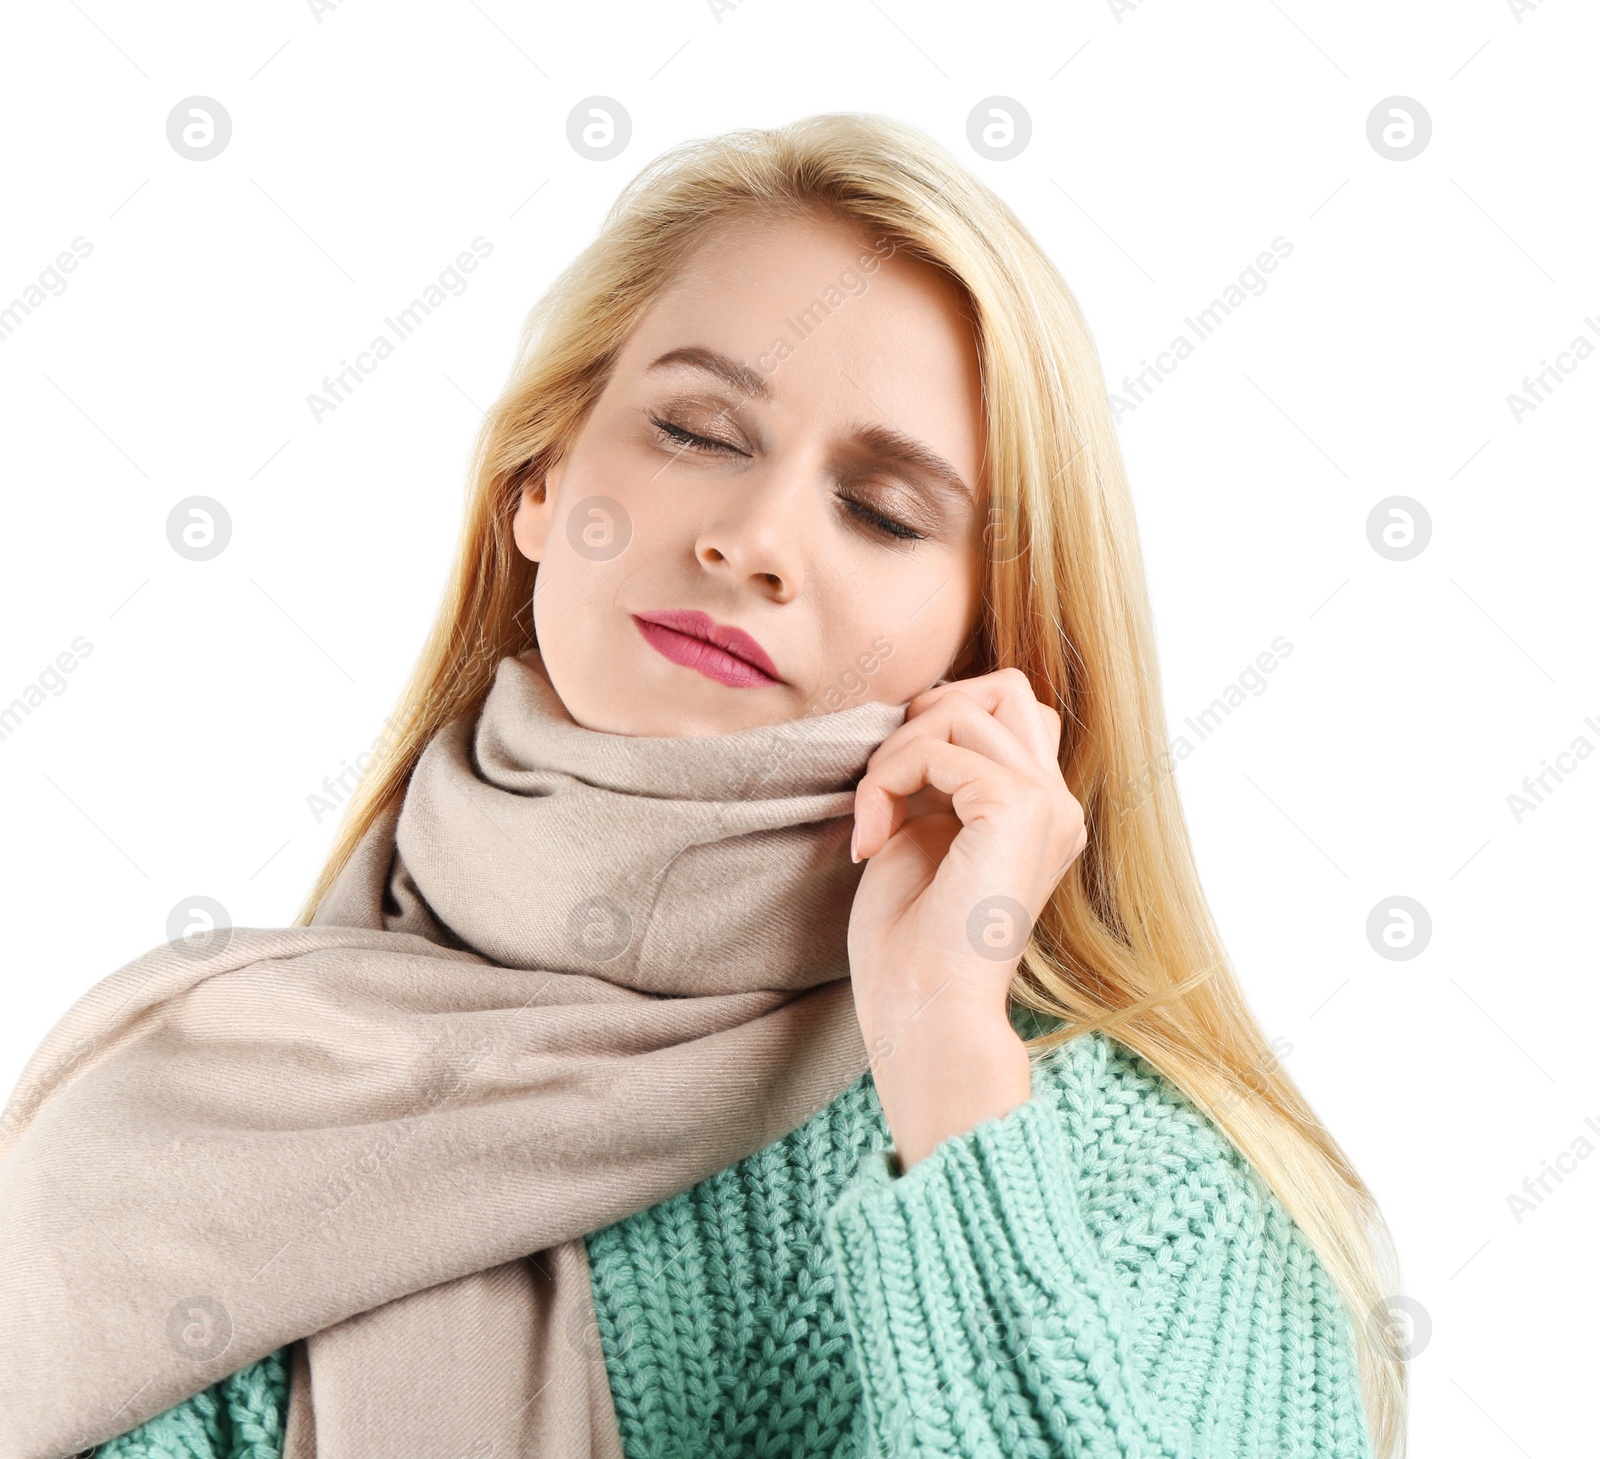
xmin=513 ymin=209 xmax=987 ymax=737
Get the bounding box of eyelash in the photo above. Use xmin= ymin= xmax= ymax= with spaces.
xmin=647 ymin=414 xmax=927 ymax=544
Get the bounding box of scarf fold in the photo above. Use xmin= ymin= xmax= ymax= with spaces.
xmin=0 ymin=648 xmax=909 ymax=1459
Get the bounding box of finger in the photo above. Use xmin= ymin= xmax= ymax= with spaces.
xmin=910 ymin=669 xmax=1057 ymax=765
xmin=1036 ymin=700 xmax=1064 ymax=758
xmin=870 ymin=682 xmax=1043 ymax=788
xmin=855 ymin=738 xmax=1023 ymax=860
xmin=909 ymin=668 xmax=1061 ymax=771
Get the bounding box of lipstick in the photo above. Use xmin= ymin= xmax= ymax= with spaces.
xmin=633 ymin=610 xmax=780 ymax=688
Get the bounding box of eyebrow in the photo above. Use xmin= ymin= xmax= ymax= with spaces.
xmin=646 ymin=345 xmax=976 ymax=508
xmin=649 ymin=345 xmax=772 ymax=403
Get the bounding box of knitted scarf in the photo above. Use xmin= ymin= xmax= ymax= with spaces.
xmin=0 ymin=647 xmax=909 ymax=1459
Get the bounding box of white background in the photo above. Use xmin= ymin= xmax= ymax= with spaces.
xmin=1 ymin=2 xmax=1595 ymax=1452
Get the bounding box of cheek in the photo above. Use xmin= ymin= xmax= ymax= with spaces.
xmin=820 ymin=581 xmax=967 ymax=693
xmin=588 ymin=445 xmax=694 ymax=543
xmin=552 ymin=450 xmax=651 ymax=568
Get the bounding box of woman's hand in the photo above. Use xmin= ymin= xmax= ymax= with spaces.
xmin=846 ymin=667 xmax=1087 ymax=1170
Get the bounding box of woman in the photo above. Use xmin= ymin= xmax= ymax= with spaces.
xmin=0 ymin=112 xmax=1402 ymax=1458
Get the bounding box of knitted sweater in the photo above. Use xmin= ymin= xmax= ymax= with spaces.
xmin=89 ymin=1010 xmax=1373 ymax=1458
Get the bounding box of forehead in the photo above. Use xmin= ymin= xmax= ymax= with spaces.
xmin=637 ymin=208 xmax=971 ymax=349
xmin=615 ymin=209 xmax=985 ymax=468
xmin=658 ymin=207 xmax=885 ymax=298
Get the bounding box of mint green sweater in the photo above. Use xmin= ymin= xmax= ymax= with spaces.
xmin=92 ymin=1013 xmax=1373 ymax=1458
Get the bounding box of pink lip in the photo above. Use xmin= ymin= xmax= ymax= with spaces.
xmin=633 ymin=609 xmax=781 ymax=688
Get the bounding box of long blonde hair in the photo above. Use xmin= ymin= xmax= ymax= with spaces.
xmin=294 ymin=111 xmax=1405 ymax=1455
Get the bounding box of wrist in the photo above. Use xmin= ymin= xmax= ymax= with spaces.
xmin=869 ymin=1015 xmax=1032 ymax=1172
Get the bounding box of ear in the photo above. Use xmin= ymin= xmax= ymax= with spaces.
xmin=510 ymin=458 xmax=563 ymax=564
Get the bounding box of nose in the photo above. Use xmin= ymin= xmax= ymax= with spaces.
xmin=692 ymin=465 xmax=810 ymax=601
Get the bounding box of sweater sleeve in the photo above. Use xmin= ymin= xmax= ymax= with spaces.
xmin=821 ymin=1085 xmax=1373 ymax=1459
xmin=822 ymin=1091 xmax=1200 ymax=1458
xmin=91 ymin=1346 xmax=290 ymax=1459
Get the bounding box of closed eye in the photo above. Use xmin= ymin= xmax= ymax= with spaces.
xmin=646 ymin=410 xmax=926 ymax=545
xmin=648 ymin=413 xmax=744 ymax=457
xmin=837 ymin=497 xmax=925 ymax=543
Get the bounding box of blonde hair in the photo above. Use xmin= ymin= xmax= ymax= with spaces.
xmin=294 ymin=111 xmax=1405 ymax=1455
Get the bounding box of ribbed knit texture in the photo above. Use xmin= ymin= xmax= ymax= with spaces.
xmin=92 ymin=1013 xmax=1372 ymax=1458
xmin=90 ymin=1346 xmax=288 ymax=1459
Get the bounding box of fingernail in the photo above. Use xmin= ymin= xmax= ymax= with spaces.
xmin=850 ymin=824 xmax=861 ymax=864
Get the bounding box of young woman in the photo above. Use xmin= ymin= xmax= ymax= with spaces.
xmin=0 ymin=113 xmax=1403 ymax=1458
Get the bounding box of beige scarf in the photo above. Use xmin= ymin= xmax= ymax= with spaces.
xmin=0 ymin=648 xmax=909 ymax=1459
